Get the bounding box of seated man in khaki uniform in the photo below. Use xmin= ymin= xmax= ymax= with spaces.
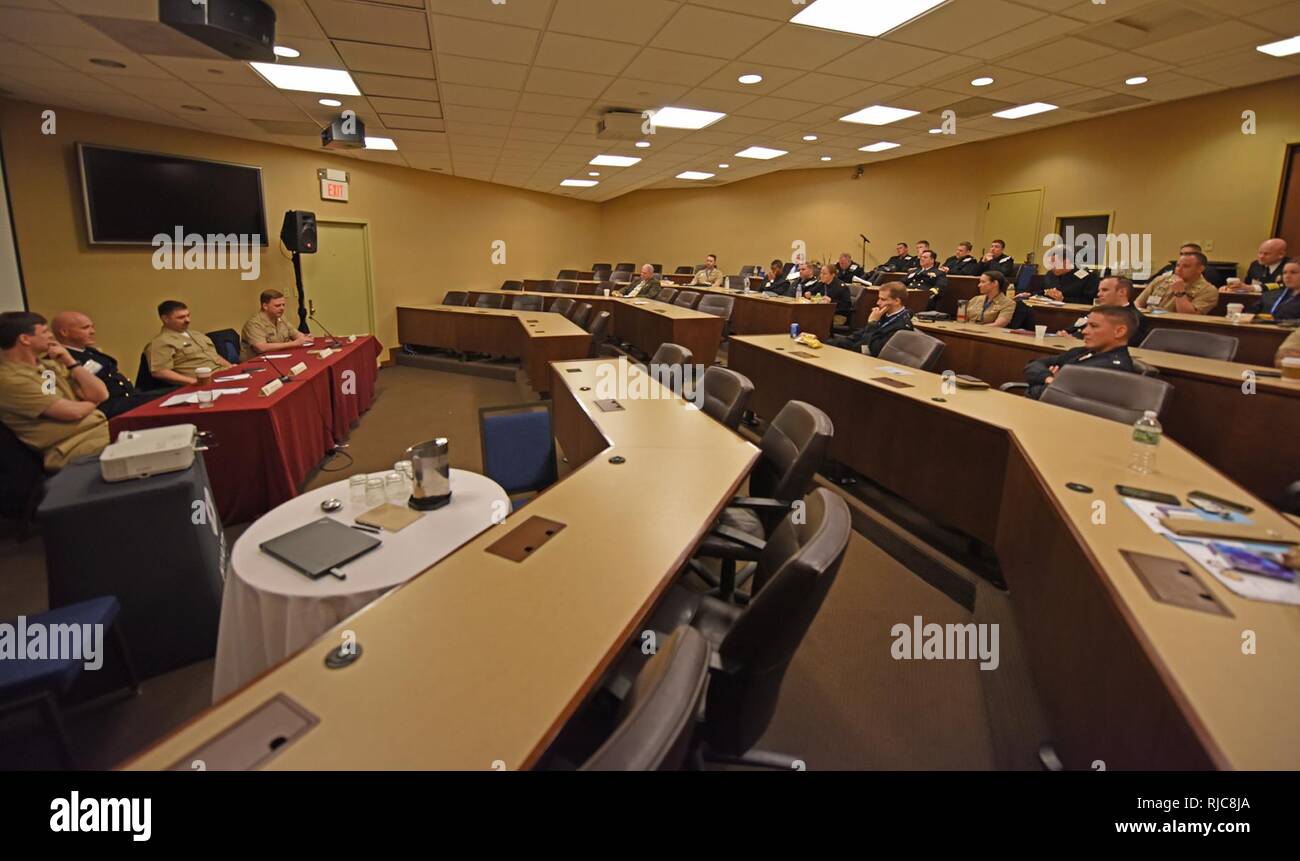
xmin=147 ymin=299 xmax=231 ymax=387
xmin=688 ymin=254 xmax=724 ymax=289
xmin=1135 ymin=251 xmax=1218 ymax=314
xmin=965 ymin=271 xmax=1015 ymax=327
xmin=240 ymin=289 xmax=309 ymax=360
xmin=0 ymin=311 xmax=110 ymax=470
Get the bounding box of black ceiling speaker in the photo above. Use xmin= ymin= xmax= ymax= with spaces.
xmin=280 ymin=211 xmax=317 ymax=254
xmin=159 ymin=0 xmax=277 ymax=62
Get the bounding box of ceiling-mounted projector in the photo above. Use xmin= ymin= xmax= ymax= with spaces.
xmin=322 ymin=114 xmax=367 ymax=149
xmin=159 ymin=0 xmax=277 ymax=62
xmin=596 ymin=111 xmax=646 ymax=141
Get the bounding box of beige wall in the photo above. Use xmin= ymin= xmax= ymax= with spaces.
xmin=600 ymin=76 xmax=1300 ymax=276
xmin=0 ymin=99 xmax=601 ymax=363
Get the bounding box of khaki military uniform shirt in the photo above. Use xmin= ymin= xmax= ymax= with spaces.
xmin=147 ymin=327 xmax=225 ymax=376
xmin=966 ymin=292 xmax=1016 ymax=326
xmin=690 ymin=267 xmax=724 ymax=289
xmin=240 ymin=312 xmax=296 ymax=360
xmin=0 ymin=357 xmax=109 ymax=470
xmin=1277 ymin=328 xmax=1300 ymax=365
xmin=1135 ymin=273 xmax=1218 ymax=313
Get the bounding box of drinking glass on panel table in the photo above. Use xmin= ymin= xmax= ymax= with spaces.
xmin=385 ymin=471 xmax=405 ymax=503
xmin=956 ymin=300 xmax=968 ymax=322
xmin=196 ymin=388 xmax=214 ymax=409
xmin=364 ymin=477 xmax=385 ymax=508
xmin=395 ymin=460 xmax=414 ymax=492
xmin=349 ymin=474 xmax=367 ymax=504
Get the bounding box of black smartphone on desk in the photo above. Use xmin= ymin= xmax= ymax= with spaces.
xmin=1115 ymin=485 xmax=1180 ymax=506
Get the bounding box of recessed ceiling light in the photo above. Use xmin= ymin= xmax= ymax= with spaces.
xmin=180 ymin=104 xmax=207 ymax=112
xmin=319 ymin=98 xmax=342 ymax=107
xmin=718 ymin=163 xmax=730 ymax=168
xmin=249 ymin=62 xmax=360 ymax=96
xmin=992 ymin=102 xmax=1058 ymax=119
xmin=839 ymin=105 xmax=919 ymax=125
xmin=588 ymin=171 xmax=600 ymax=177
xmin=792 ymin=0 xmax=946 ymax=38
xmin=649 ymin=106 xmax=726 ymax=130
xmin=802 ymin=134 xmax=818 ymax=141
xmin=1125 ymin=76 xmax=1148 ymax=85
xmin=635 ymin=140 xmax=651 ymax=148
xmin=735 ymin=146 xmax=787 ymax=160
xmin=273 ymin=45 xmax=301 ymax=59
xmin=1257 ymin=35 xmax=1300 ymax=57
xmin=928 ymin=128 xmax=943 ymax=134
xmin=677 ymin=171 xmax=715 ymax=181
xmin=971 ymin=76 xmax=994 ymax=87
xmin=860 ymin=141 xmax=900 ymax=152
xmin=738 ymin=73 xmax=763 ymax=85
xmin=561 ymin=179 xmax=599 ymax=187
xmin=89 ymin=58 xmax=126 ymax=69
xmin=820 ymin=156 xmax=832 ymax=161
xmin=365 ymin=137 xmax=397 ymax=150
xmin=589 ymin=154 xmax=641 ymax=167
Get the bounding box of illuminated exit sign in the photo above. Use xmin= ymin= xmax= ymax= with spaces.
xmin=317 ymin=167 xmax=350 ymax=202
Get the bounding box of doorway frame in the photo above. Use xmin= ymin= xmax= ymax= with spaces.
xmin=979 ymin=186 xmax=1045 ymax=263
xmin=309 ymin=217 xmax=378 ymax=336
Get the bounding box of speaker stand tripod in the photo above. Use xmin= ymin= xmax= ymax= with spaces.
xmin=291 ymin=250 xmax=309 ymax=335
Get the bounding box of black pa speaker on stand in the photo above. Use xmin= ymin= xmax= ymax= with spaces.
xmin=280 ymin=210 xmax=317 ymax=334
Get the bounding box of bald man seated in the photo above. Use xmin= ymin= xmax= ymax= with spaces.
xmin=52 ymin=311 xmax=172 ymax=418
xmin=1244 ymin=238 xmax=1288 ymax=288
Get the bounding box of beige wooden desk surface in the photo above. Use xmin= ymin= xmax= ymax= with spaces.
xmin=685 ymin=284 xmax=831 ymax=308
xmin=127 ymin=359 xmax=758 ymax=771
xmin=732 ymin=334 xmax=1300 ymax=769
xmin=1028 ymin=299 xmax=1291 ymax=332
xmin=398 ymin=304 xmax=589 ymax=340
xmin=916 ymin=320 xmax=1300 ymax=394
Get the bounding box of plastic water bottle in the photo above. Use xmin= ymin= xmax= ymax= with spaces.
xmin=1129 ymin=410 xmax=1162 ymax=474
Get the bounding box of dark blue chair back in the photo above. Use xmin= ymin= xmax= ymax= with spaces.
xmin=1014 ymin=263 xmax=1035 ymax=294
xmin=206 ymin=329 xmax=241 ymax=364
xmin=479 ymin=403 xmax=558 ymax=507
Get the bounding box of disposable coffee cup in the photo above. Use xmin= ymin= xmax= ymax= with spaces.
xmin=1227 ymin=303 xmax=1244 ymax=315
xmin=1034 ymin=325 xmax=1047 ymax=341
xmin=1282 ymin=357 xmax=1300 ymax=381
xmin=194 ymin=366 xmax=212 ymax=386
xmin=603 ymin=288 xmax=610 ymax=297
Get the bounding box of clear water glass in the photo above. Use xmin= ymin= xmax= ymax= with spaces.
xmin=364 ymin=476 xmax=385 ymax=508
xmin=349 ymin=474 xmax=367 ymax=503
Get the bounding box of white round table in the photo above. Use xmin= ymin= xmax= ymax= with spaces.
xmin=211 ymin=469 xmax=507 ymax=700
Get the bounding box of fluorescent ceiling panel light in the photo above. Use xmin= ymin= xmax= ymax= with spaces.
xmin=365 ymin=137 xmax=397 ymax=150
xmin=735 ymin=146 xmax=787 ymax=160
xmin=991 ymin=102 xmax=1057 ymax=119
xmin=791 ymin=0 xmax=946 ymax=38
xmin=677 ymin=171 xmax=715 ymax=180
xmin=839 ymin=105 xmax=919 ymax=125
xmin=589 ymin=154 xmax=641 ymax=167
xmin=250 ymin=62 xmax=360 ymax=95
xmin=649 ymin=106 xmax=726 ymax=130
xmin=1257 ymin=35 xmax=1300 ymax=57
xmin=859 ymin=141 xmax=900 ymax=152
xmin=561 ymin=179 xmax=599 ymax=187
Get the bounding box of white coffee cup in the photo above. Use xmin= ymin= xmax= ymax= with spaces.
xmin=1034 ymin=325 xmax=1047 ymax=340
xmin=603 ymin=288 xmax=610 ymax=297
xmin=1227 ymin=303 xmax=1244 ymax=315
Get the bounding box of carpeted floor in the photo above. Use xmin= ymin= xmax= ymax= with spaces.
xmin=0 ymin=363 xmax=1002 ymax=770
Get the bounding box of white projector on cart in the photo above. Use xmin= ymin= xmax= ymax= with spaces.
xmin=100 ymin=424 xmax=210 ymax=482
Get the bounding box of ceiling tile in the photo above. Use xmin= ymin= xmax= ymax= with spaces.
xmin=440 ymin=82 xmax=518 ymax=110
xmin=622 ymin=48 xmax=726 ymax=87
xmin=431 ymin=15 xmax=538 ymax=60
xmin=352 ymin=72 xmax=440 ymax=100
xmin=334 ymin=41 xmax=435 ymax=77
xmin=436 ymin=55 xmax=527 ymax=89
xmin=525 ymin=67 xmax=612 ymax=98
xmin=999 ymin=37 xmax=1116 ymax=75
xmin=549 ymin=0 xmax=678 ymax=43
xmin=0 ymin=8 xmax=129 ymax=50
xmin=367 ymin=95 xmax=442 ymax=117
xmin=307 ymin=0 xmax=431 ymax=50
xmin=515 ymin=91 xmax=592 ymax=116
xmin=650 ymin=5 xmax=781 ymax=59
xmin=740 ymin=24 xmax=865 ymax=72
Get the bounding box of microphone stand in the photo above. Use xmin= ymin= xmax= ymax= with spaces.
xmin=307 ymin=311 xmax=343 ymax=348
xmin=261 ymin=352 xmax=296 ymax=383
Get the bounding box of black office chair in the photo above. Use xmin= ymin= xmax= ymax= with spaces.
xmin=697 ymin=366 xmax=754 ymax=431
xmin=586 ymin=311 xmax=612 ymax=358
xmin=557 ymin=269 xmax=579 ymax=280
xmin=696 ymin=294 xmax=735 ymax=321
xmin=831 ymin=283 xmax=868 ymax=336
xmin=580 ymin=626 xmax=711 ymax=771
xmin=658 ymin=287 xmax=678 ymax=305
xmin=500 ymin=280 xmax=523 ymax=292
xmin=623 ymin=488 xmax=850 ymax=769
xmin=1139 ymin=329 xmax=1239 ymax=361
xmin=675 ymin=266 xmax=695 ymax=275
xmin=615 ymin=262 xmax=636 ymax=272
xmin=474 ymin=293 xmax=505 ymax=309
xmin=690 ymin=400 xmax=833 ymax=601
xmin=1001 ymin=365 xmax=1174 ymax=424
xmin=206 ymin=329 xmax=240 ymax=364
xmin=610 ymin=270 xmax=633 ymax=285
xmin=554 ymin=280 xmax=579 ymax=295
xmin=1008 ymin=299 xmax=1036 ymax=331
xmin=674 ymin=290 xmax=701 ymax=309
xmin=591 ymin=263 xmax=611 ymax=274
xmin=1281 ymin=480 xmax=1300 ymax=516
xmin=512 ymin=294 xmax=544 ymax=312
xmin=877 ymin=329 xmax=945 ymax=371
xmin=0 ymin=422 xmax=45 ymax=537
xmin=648 ymin=343 xmax=694 ymax=391
xmin=443 ymin=290 xmax=468 ymax=306
xmin=550 ymin=296 xmax=575 ymax=317
xmin=135 ymin=351 xmax=163 ymax=390
xmin=738 ymin=265 xmax=757 ymax=278
xmin=570 ymin=302 xmax=592 ymax=329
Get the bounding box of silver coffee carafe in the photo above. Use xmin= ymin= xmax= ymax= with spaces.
xmin=406 ymin=438 xmax=451 ymax=510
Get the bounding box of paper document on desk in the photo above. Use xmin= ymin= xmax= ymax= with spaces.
xmin=875 ymin=365 xmax=914 ymax=376
xmin=1124 ymin=499 xmax=1300 ymax=605
xmin=262 ymin=353 xmax=292 ymax=359
xmin=159 ymin=388 xmax=248 ymax=407
xmin=214 ymin=373 xmax=251 ymax=382
xmin=852 ymin=276 xmax=872 ymax=285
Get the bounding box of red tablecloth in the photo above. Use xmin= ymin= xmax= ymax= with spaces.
xmin=110 ymin=336 xmax=382 ymax=525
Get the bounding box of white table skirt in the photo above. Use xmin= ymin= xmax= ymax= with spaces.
xmin=212 ymin=469 xmax=507 ymax=700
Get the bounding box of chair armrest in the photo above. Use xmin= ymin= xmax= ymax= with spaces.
xmin=710 ymin=524 xmax=766 ymax=554
xmin=728 ymin=496 xmax=794 ymax=513
xmin=998 ymin=382 xmax=1030 ymax=394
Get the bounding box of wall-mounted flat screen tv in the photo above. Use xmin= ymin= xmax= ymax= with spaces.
xmin=77 ymin=143 xmax=267 ymax=246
